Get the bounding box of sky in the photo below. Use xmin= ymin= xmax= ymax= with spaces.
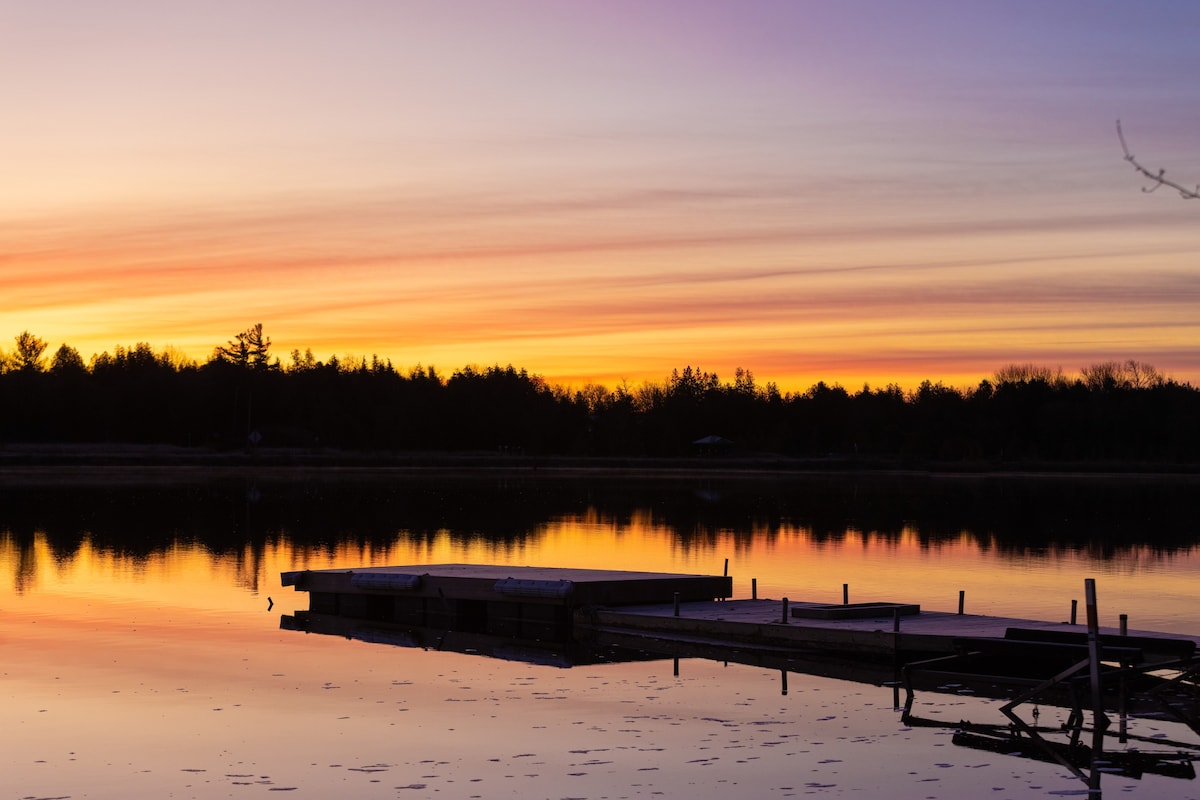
xmin=4 ymin=0 xmax=1199 ymax=391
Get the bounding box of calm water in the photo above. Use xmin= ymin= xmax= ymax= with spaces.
xmin=5 ymin=471 xmax=1200 ymax=799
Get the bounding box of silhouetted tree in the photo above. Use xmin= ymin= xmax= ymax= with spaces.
xmin=288 ymin=348 xmax=320 ymax=372
xmin=11 ymin=331 xmax=47 ymax=373
xmin=1081 ymin=359 xmax=1165 ymax=391
xmin=993 ymin=363 xmax=1066 ymax=387
xmin=0 ymin=325 xmax=1198 ymax=464
xmin=214 ymin=323 xmax=274 ymax=369
xmin=49 ymin=344 xmax=86 ymax=375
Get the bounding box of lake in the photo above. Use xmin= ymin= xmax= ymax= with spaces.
xmin=4 ymin=470 xmax=1200 ymax=799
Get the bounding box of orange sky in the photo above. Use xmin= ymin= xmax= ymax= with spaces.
xmin=4 ymin=2 xmax=1199 ymax=391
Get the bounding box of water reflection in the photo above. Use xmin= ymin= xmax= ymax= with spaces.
xmin=282 ymin=610 xmax=665 ymax=668
xmin=5 ymin=474 xmax=1200 ymax=631
xmin=7 ymin=473 xmax=1200 ymax=799
xmin=4 ymin=472 xmax=1200 ymax=555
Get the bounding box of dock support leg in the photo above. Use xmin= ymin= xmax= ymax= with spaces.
xmin=1085 ymin=579 xmax=1111 ymax=753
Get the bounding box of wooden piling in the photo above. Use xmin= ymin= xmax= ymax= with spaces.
xmin=958 ymin=590 xmax=965 ymax=615
xmin=843 ymin=583 xmax=849 ymax=605
xmin=751 ymin=578 xmax=757 ymax=600
xmin=1071 ymin=598 xmax=1078 ymax=625
xmin=673 ymin=591 xmax=680 ymax=617
xmin=1085 ymin=578 xmax=1109 ymax=756
xmin=1120 ymin=613 xmax=1128 ymax=636
xmin=782 ymin=597 xmax=789 ymax=624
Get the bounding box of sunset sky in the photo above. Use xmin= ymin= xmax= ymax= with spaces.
xmin=5 ymin=1 xmax=1199 ymax=391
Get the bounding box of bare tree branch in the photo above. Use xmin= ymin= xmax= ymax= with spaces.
xmin=1117 ymin=119 xmax=1200 ymax=200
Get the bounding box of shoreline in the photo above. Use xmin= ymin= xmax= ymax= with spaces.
xmin=1 ymin=442 xmax=1197 ymax=481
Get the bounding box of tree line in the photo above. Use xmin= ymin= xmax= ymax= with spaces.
xmin=2 ymin=325 xmax=1198 ymax=465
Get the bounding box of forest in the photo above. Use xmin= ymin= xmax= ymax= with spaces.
xmin=1 ymin=325 xmax=1197 ymax=466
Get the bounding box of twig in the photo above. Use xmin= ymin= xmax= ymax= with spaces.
xmin=1117 ymin=119 xmax=1200 ymax=199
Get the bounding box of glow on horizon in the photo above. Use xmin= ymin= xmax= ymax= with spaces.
xmin=4 ymin=2 xmax=1200 ymax=391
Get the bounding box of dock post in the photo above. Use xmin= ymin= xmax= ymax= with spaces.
xmin=1084 ymin=578 xmax=1110 ymax=758
xmin=723 ymin=558 xmax=729 ymax=576
xmin=752 ymin=578 xmax=757 ymax=600
xmin=782 ymin=597 xmax=789 ymax=624
xmin=892 ymin=608 xmax=903 ymax=707
xmin=673 ymin=592 xmax=680 ymax=617
xmin=1071 ymin=599 xmax=1078 ymax=625
xmin=957 ymin=590 xmax=964 ymax=615
xmin=1119 ymin=611 xmax=1130 ymax=741
xmin=780 ymin=669 xmax=788 ymax=696
xmin=843 ymin=583 xmax=848 ymax=605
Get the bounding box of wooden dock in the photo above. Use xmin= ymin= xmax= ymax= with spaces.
xmin=281 ymin=563 xmax=732 ymax=641
xmin=581 ymin=598 xmax=1200 ymax=659
xmin=281 ymin=563 xmax=1200 ymax=661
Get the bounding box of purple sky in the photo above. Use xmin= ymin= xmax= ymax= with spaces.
xmin=4 ymin=1 xmax=1199 ymax=389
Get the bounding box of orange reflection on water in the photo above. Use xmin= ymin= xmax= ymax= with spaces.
xmin=5 ymin=517 xmax=1200 ymax=634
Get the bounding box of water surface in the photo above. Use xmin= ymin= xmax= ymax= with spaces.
xmin=5 ymin=472 xmax=1200 ymax=798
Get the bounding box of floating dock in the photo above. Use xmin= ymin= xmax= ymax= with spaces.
xmin=281 ymin=563 xmax=732 ymax=641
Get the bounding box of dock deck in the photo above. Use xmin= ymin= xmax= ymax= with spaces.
xmin=281 ymin=563 xmax=732 ymax=641
xmin=584 ymin=598 xmax=1200 ymax=658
